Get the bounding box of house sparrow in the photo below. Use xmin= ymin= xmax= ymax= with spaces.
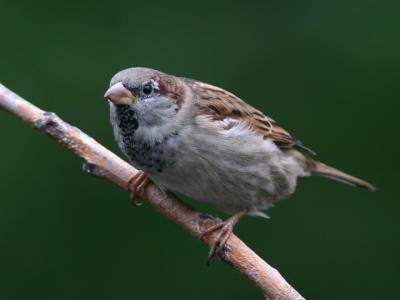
xmin=104 ymin=67 xmax=374 ymax=259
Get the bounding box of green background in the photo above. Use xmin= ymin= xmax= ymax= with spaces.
xmin=0 ymin=0 xmax=398 ymax=299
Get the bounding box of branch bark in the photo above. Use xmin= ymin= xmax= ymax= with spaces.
xmin=0 ymin=83 xmax=305 ymax=300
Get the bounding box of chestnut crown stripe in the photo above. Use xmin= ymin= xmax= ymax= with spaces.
xmin=151 ymin=74 xmax=186 ymax=110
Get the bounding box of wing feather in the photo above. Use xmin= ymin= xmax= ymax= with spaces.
xmin=183 ymin=78 xmax=313 ymax=155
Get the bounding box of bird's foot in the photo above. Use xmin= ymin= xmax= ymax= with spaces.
xmin=200 ymin=210 xmax=246 ymax=263
xmin=127 ymin=171 xmax=150 ymax=206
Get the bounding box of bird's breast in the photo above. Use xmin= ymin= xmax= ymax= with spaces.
xmin=111 ymin=105 xmax=177 ymax=173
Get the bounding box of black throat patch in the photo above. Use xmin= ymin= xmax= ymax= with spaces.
xmin=115 ymin=105 xmax=176 ymax=173
xmin=115 ymin=105 xmax=139 ymax=135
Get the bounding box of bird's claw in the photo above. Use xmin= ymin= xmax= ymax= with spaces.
xmin=201 ymin=221 xmax=234 ymax=264
xmin=127 ymin=171 xmax=150 ymax=206
xmin=200 ymin=210 xmax=247 ymax=264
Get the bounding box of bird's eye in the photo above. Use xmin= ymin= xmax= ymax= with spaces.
xmin=142 ymin=82 xmax=153 ymax=96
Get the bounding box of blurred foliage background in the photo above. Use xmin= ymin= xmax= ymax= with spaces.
xmin=0 ymin=0 xmax=399 ymax=299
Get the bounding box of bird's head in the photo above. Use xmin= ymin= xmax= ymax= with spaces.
xmin=105 ymin=67 xmax=187 ymax=126
xmin=105 ymin=67 xmax=191 ymax=143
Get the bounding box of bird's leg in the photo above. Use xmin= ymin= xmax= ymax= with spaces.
xmin=201 ymin=209 xmax=247 ymax=263
xmin=127 ymin=170 xmax=151 ymax=206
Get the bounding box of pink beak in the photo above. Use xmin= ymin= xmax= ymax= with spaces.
xmin=104 ymin=82 xmax=136 ymax=105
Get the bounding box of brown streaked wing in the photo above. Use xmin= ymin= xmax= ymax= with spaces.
xmin=183 ymin=78 xmax=313 ymax=154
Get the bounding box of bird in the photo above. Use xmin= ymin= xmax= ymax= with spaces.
xmin=104 ymin=67 xmax=375 ymax=260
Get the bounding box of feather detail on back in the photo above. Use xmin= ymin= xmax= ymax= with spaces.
xmin=182 ymin=78 xmax=314 ymax=155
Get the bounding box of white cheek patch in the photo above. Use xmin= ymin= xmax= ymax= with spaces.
xmin=140 ymin=95 xmax=158 ymax=104
xmin=133 ymin=96 xmax=179 ymax=145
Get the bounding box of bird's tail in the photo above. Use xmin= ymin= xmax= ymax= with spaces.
xmin=308 ymin=160 xmax=375 ymax=191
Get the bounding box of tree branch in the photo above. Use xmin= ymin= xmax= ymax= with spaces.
xmin=0 ymin=83 xmax=305 ymax=300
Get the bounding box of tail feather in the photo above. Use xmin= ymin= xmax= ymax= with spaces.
xmin=309 ymin=160 xmax=376 ymax=191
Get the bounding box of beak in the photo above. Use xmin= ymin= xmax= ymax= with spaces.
xmin=104 ymin=82 xmax=136 ymax=105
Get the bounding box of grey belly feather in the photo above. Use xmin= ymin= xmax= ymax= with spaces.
xmin=111 ymin=104 xmax=304 ymax=216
